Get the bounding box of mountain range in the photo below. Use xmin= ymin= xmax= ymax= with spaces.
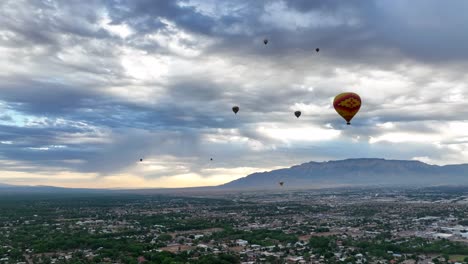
xmin=2 ymin=158 xmax=468 ymax=192
xmin=219 ymin=158 xmax=468 ymax=189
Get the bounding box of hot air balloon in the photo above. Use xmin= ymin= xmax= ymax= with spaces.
xmin=316 ymin=48 xmax=320 ymax=52
xmin=279 ymin=181 xmax=284 ymax=186
xmin=264 ymin=39 xmax=268 ymax=45
xmin=210 ymin=158 xmax=213 ymax=161
xmin=232 ymin=106 xmax=239 ymax=114
xmin=139 ymin=159 xmax=143 ymax=162
xmin=333 ymin=92 xmax=361 ymax=125
xmin=294 ymin=111 xmax=301 ymax=118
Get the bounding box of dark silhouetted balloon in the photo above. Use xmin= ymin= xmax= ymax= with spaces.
xmin=264 ymin=39 xmax=268 ymax=45
xmin=279 ymin=181 xmax=284 ymax=186
xmin=294 ymin=111 xmax=301 ymax=118
xmin=232 ymin=106 xmax=239 ymax=114
xmin=210 ymin=158 xmax=213 ymax=161
xmin=333 ymin=92 xmax=361 ymax=125
xmin=139 ymin=159 xmax=143 ymax=162
xmin=316 ymin=48 xmax=319 ymax=52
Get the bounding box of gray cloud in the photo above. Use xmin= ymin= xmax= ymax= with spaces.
xmin=0 ymin=0 xmax=467 ymax=185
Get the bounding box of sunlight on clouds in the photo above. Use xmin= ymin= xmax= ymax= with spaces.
xmin=157 ymin=173 xmax=227 ymax=187
xmin=0 ymin=169 xmax=237 ymax=189
xmin=106 ymin=83 xmax=167 ymax=106
xmin=258 ymin=124 xmax=341 ymax=142
xmin=0 ymin=170 xmax=99 ymax=187
xmin=446 ymin=122 xmax=468 ymax=133
xmin=120 ymin=47 xmax=169 ymax=81
xmin=370 ymin=121 xmax=468 ymax=146
xmin=0 ymin=168 xmax=256 ymax=189
xmin=376 ymin=122 xmax=395 ymax=129
xmin=359 ymin=76 xmax=409 ymax=100
xmin=203 ymin=129 xmax=267 ymax=151
xmin=201 ymin=166 xmax=284 ymax=179
xmin=165 ymin=56 xmax=248 ymax=86
xmin=56 ymin=132 xmax=112 ymax=145
xmin=27 ymin=145 xmax=67 ymax=151
xmin=0 ymin=29 xmax=15 ymax=41
xmin=0 ymin=45 xmax=50 ymax=77
xmin=204 ymin=129 xmax=248 ymax=143
xmin=56 ymin=45 xmax=95 ymax=67
xmin=369 ymin=132 xmax=439 ymax=144
xmin=99 ymin=14 xmax=133 ymax=39
xmin=130 ymin=156 xmax=192 ymax=177
xmin=290 ymin=102 xmax=331 ymax=115
xmin=338 ymin=68 xmax=411 ymax=101
xmin=444 ymin=87 xmax=464 ymax=103
xmin=147 ymin=19 xmax=215 ymax=57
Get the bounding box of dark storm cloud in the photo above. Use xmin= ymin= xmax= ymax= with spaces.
xmin=199 ymin=0 xmax=468 ymax=65
xmin=0 ymin=80 xmax=99 ymax=114
xmin=0 ymin=122 xmax=99 ymax=172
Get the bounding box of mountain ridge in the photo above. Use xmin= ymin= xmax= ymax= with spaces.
xmin=220 ymin=158 xmax=468 ymax=189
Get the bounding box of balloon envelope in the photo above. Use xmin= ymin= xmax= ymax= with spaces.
xmin=333 ymin=92 xmax=361 ymax=125
xmin=139 ymin=159 xmax=143 ymax=162
xmin=279 ymin=181 xmax=284 ymax=186
xmin=232 ymin=106 xmax=239 ymax=114
xmin=316 ymin=48 xmax=319 ymax=52
xmin=264 ymin=39 xmax=268 ymax=45
xmin=294 ymin=111 xmax=301 ymax=118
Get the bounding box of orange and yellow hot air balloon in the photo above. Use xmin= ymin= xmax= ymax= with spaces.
xmin=333 ymin=92 xmax=361 ymax=125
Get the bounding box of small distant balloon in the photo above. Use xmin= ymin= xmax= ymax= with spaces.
xmin=333 ymin=92 xmax=361 ymax=125
xmin=210 ymin=158 xmax=213 ymax=161
xmin=316 ymin=48 xmax=320 ymax=52
xmin=294 ymin=111 xmax=301 ymax=118
xmin=263 ymin=39 xmax=268 ymax=45
xmin=232 ymin=106 xmax=239 ymax=114
xmin=139 ymin=159 xmax=143 ymax=162
xmin=279 ymin=181 xmax=284 ymax=186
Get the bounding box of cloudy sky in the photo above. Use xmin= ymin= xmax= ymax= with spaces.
xmin=1 ymin=0 xmax=468 ymax=188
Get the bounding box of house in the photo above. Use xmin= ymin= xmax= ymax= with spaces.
xmin=236 ymin=239 xmax=248 ymax=246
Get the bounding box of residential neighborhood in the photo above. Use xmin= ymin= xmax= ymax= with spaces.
xmin=2 ymin=187 xmax=468 ymax=263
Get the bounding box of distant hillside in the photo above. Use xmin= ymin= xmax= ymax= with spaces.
xmin=0 ymin=184 xmax=112 ymax=194
xmin=219 ymin=158 xmax=468 ymax=189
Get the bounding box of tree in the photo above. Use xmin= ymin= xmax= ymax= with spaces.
xmin=159 ymin=234 xmax=172 ymax=241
